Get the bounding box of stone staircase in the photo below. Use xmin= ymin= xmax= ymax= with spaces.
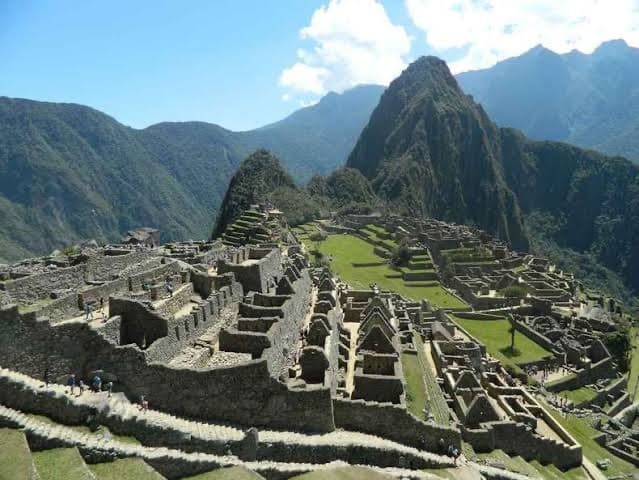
xmin=0 ymin=407 xmax=460 ymax=479
xmin=0 ymin=367 xmax=455 ymax=471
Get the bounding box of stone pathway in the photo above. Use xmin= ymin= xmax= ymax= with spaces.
xmin=0 ymin=368 xmax=455 ymax=470
xmin=0 ymin=404 xmax=460 ymax=480
xmin=343 ymin=322 xmax=359 ymax=394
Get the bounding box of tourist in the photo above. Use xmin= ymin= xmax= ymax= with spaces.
xmin=43 ymin=367 xmax=49 ymax=388
xmin=78 ymin=379 xmax=85 ymax=395
xmin=139 ymin=395 xmax=149 ymax=412
xmin=84 ymin=302 xmax=93 ymax=321
xmin=99 ymin=297 xmax=105 ymax=314
xmin=67 ymin=374 xmax=76 ymax=395
xmin=106 ymin=381 xmax=113 ymax=397
xmin=92 ymin=375 xmax=102 ymax=393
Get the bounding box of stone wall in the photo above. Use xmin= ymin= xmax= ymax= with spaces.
xmin=79 ymin=278 xmax=129 ymax=307
xmin=39 ymin=294 xmax=83 ymax=322
xmin=333 ymin=398 xmax=460 ymax=451
xmin=0 ymin=287 xmax=334 ymax=433
xmin=219 ymin=248 xmax=283 ymax=294
xmin=128 ymin=261 xmax=181 ymax=292
xmin=546 ymin=357 xmax=616 ymax=392
xmin=0 ymin=265 xmax=85 ymax=304
xmin=85 ymin=250 xmax=155 ymax=282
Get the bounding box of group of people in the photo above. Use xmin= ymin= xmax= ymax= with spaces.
xmin=62 ymin=372 xmax=113 ymax=397
xmin=438 ymin=438 xmax=462 ymax=464
xmin=83 ymin=297 xmax=106 ymax=322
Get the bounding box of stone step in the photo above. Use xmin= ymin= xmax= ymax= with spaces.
xmin=33 ymin=447 xmax=97 ymax=480
xmin=0 ymin=404 xmax=460 ymax=480
xmin=0 ymin=367 xmax=455 ymax=471
xmin=0 ymin=427 xmax=40 ymax=480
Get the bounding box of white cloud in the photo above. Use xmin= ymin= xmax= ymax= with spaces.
xmin=279 ymin=0 xmax=411 ymax=97
xmin=405 ymin=0 xmax=639 ymax=73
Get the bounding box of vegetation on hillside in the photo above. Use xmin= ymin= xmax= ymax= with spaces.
xmin=0 ymin=86 xmax=382 ymax=262
xmin=347 ymin=55 xmax=639 ymax=296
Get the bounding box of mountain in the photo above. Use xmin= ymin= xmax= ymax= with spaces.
xmin=348 ymin=57 xmax=529 ymax=250
xmin=212 ymin=149 xmax=297 ymax=236
xmin=457 ymin=40 xmax=639 ymax=162
xmin=0 ymin=85 xmax=383 ymax=262
xmin=247 ymin=85 xmax=385 ymax=181
xmin=347 ymin=56 xmax=639 ymax=294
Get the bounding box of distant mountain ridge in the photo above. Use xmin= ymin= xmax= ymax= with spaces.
xmin=457 ymin=39 xmax=639 ymax=162
xmin=0 ymin=85 xmax=384 ymax=262
xmin=347 ymin=55 xmax=639 ymax=294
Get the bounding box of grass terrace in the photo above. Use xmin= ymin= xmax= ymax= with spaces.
xmin=185 ymin=466 xmax=265 ymax=479
xmin=628 ymin=327 xmax=639 ymax=400
xmin=0 ymin=429 xmax=34 ymax=480
xmin=33 ymin=447 xmax=95 ymax=480
xmin=316 ymin=234 xmax=467 ymax=309
xmin=451 ymin=316 xmax=552 ymax=371
xmin=89 ymin=458 xmax=164 ymax=480
xmin=558 ymin=386 xmax=599 ymax=405
xmin=401 ymin=351 xmax=427 ymax=419
xmin=541 ymin=400 xmax=637 ymax=477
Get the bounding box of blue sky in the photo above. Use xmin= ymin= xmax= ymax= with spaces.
xmin=2 ymin=0 xmax=637 ymax=130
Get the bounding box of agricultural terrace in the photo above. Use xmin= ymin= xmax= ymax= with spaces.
xmin=305 ymin=230 xmax=467 ymax=309
xmin=451 ymin=316 xmax=552 ymax=371
xmin=541 ymin=400 xmax=637 ymax=477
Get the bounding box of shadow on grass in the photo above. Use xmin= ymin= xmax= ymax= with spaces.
xmin=499 ymin=346 xmax=522 ymax=358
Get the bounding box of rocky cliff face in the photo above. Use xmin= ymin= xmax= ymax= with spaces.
xmin=348 ymin=57 xmax=528 ymax=250
xmin=347 ymin=56 xmax=639 ymax=292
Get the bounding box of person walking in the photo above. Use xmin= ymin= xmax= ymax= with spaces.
xmin=106 ymin=381 xmax=113 ymax=398
xmin=67 ymin=374 xmax=76 ymax=395
xmin=78 ymin=379 xmax=85 ymax=396
xmin=43 ymin=367 xmax=49 ymax=388
xmin=84 ymin=302 xmax=93 ymax=321
xmin=92 ymin=375 xmax=102 ymax=393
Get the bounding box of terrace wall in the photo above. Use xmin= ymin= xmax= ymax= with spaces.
xmin=0 ymin=298 xmax=334 ymax=433
xmin=333 ymin=398 xmax=460 ymax=451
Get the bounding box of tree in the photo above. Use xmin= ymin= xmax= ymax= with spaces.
xmin=309 ymin=229 xmax=327 ymax=253
xmin=603 ymin=317 xmax=632 ymax=372
xmin=508 ymin=314 xmax=516 ymax=352
xmin=391 ymin=241 xmax=411 ymax=267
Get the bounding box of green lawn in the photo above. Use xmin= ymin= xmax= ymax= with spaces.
xmin=541 ymin=400 xmax=636 ymax=477
xmin=318 ymin=234 xmax=467 ymax=309
xmin=291 ymin=466 xmax=394 ymax=480
xmin=463 ymin=441 xmax=588 ymax=480
xmin=451 ymin=316 xmax=552 ymax=369
xmin=628 ymin=327 xmax=639 ymax=400
xmin=0 ymin=428 xmax=37 ymax=480
xmin=414 ymin=334 xmax=450 ymax=424
xmin=89 ymin=458 xmax=164 ymax=480
xmin=558 ymin=386 xmax=599 ymax=405
xmin=401 ymin=351 xmax=427 ymax=419
xmin=184 ymin=466 xmax=265 ymax=479
xmin=33 ymin=447 xmax=94 ymax=480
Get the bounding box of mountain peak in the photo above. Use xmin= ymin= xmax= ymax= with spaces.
xmin=594 ymin=38 xmax=631 ymax=56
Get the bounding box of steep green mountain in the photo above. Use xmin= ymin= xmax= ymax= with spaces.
xmin=457 ymin=40 xmax=639 ymax=163
xmin=212 ymin=149 xmax=297 ymax=236
xmin=347 ymin=56 xmax=639 ymax=294
xmin=348 ymin=57 xmax=529 ymax=250
xmin=0 ymin=98 xmax=212 ymax=262
xmin=306 ymin=167 xmax=377 ymax=209
xmin=0 ymin=85 xmax=383 ymax=262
